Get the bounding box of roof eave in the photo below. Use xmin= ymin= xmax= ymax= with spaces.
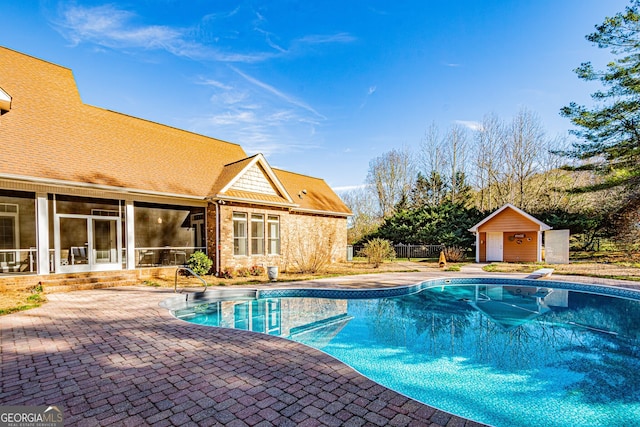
xmin=292 ymin=207 xmax=352 ymax=217
xmin=214 ymin=194 xmax=297 ymax=209
xmin=0 ymin=173 xmax=206 ymax=201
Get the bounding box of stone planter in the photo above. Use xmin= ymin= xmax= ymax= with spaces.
xmin=267 ymin=266 xmax=278 ymax=281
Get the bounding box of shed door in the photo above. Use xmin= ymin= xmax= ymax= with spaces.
xmin=486 ymin=232 xmax=503 ymax=262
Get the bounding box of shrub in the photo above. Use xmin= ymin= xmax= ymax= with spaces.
xmin=359 ymin=238 xmax=396 ymax=268
xmin=187 ymin=251 xmax=213 ymax=276
xmin=236 ymin=267 xmax=250 ymax=277
xmin=249 ymin=265 xmax=265 ymax=276
xmin=287 ymin=219 xmax=338 ymax=273
xmin=220 ymin=266 xmax=235 ymax=279
xmin=443 ymin=246 xmax=467 ymax=263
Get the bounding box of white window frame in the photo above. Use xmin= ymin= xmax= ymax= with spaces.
xmin=251 ymin=214 xmax=265 ymax=255
xmin=233 ymin=212 xmax=248 ymax=256
xmin=267 ymin=215 xmax=280 ymax=255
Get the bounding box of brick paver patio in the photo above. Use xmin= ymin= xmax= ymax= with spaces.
xmin=2 ymin=268 xmax=636 ymax=426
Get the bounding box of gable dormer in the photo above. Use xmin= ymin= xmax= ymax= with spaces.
xmin=0 ymin=87 xmax=11 ymax=115
xmin=213 ymin=154 xmax=295 ymax=206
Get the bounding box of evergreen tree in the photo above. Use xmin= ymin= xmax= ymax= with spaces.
xmin=560 ymin=1 xmax=640 ymax=203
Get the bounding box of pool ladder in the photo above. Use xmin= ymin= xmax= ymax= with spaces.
xmin=174 ymin=267 xmax=208 ymax=295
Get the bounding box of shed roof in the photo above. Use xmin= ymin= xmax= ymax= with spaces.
xmin=468 ymin=203 xmax=551 ymax=232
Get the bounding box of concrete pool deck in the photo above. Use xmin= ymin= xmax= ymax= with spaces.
xmin=2 ymin=267 xmax=638 ymax=426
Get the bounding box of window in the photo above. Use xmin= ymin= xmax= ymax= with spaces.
xmin=267 ymin=215 xmax=280 ymax=255
xmin=251 ymin=214 xmax=264 ymax=255
xmin=233 ymin=212 xmax=247 ymax=256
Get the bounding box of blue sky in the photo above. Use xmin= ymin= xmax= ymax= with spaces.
xmin=0 ymin=1 xmax=629 ymax=191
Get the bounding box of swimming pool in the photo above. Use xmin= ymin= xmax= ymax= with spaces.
xmin=168 ymin=278 xmax=640 ymax=427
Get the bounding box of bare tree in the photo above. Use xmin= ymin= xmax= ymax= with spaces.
xmin=419 ymin=123 xmax=447 ymax=179
xmin=365 ymin=148 xmax=415 ymax=218
xmin=444 ymin=124 xmax=469 ymax=204
xmin=473 ymin=113 xmax=506 ymax=211
xmin=504 ymin=108 xmax=546 ymax=210
xmin=340 ymin=187 xmax=381 ymax=243
xmin=417 ymin=123 xmax=448 ymax=206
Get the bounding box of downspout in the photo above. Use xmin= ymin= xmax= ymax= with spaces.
xmin=216 ymin=201 xmax=221 ymax=274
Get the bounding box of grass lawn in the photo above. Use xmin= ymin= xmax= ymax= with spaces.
xmin=0 ymin=283 xmax=46 ymax=316
xmin=483 ymin=251 xmax=640 ymax=281
xmin=2 ymin=254 xmax=640 ymax=315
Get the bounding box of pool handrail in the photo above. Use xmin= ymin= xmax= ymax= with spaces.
xmin=175 ymin=267 xmax=208 ymax=293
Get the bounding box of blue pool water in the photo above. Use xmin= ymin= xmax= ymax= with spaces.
xmin=172 ymin=280 xmax=640 ymax=427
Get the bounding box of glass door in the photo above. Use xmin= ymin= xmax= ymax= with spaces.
xmin=93 ymin=218 xmax=117 ymax=265
xmin=56 ymin=214 xmax=122 ymax=273
xmin=58 ymin=216 xmax=90 ymax=272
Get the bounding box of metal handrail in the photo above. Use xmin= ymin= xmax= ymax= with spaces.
xmin=174 ymin=267 xmax=208 ymax=293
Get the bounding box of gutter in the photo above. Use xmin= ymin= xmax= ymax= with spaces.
xmin=0 ymin=173 xmax=205 ymax=201
xmin=215 ymin=194 xmax=297 ymax=209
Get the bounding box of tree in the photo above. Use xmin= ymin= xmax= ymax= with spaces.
xmin=504 ymin=108 xmax=546 ymax=211
xmin=560 ymin=1 xmax=640 ymax=215
xmin=368 ymin=202 xmax=482 ymax=248
xmin=473 ymin=113 xmax=506 ymax=211
xmin=341 ymin=187 xmax=381 ymax=244
xmin=365 ymin=148 xmax=415 ymax=218
xmin=444 ymin=124 xmax=469 ymax=204
xmin=410 ymin=171 xmax=446 ymax=208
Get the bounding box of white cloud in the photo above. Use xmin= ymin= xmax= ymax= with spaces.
xmin=454 ymin=120 xmax=483 ymax=131
xmin=230 ymin=66 xmax=326 ymax=120
xmin=206 ymin=111 xmax=257 ymax=125
xmin=52 ymin=4 xmax=276 ymax=63
xmin=197 ymin=79 xmax=233 ymax=91
xmin=295 ymin=32 xmax=356 ymax=45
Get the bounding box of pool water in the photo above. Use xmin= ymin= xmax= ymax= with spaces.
xmin=174 ymin=283 xmax=640 ymax=427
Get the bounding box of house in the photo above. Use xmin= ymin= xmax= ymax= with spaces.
xmin=468 ymin=204 xmax=551 ymax=263
xmin=0 ymin=46 xmax=351 ymax=278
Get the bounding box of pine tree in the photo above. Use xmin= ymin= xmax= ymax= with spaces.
xmin=560 ymin=1 xmax=640 ymax=200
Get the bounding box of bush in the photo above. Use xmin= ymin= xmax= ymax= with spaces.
xmin=220 ymin=266 xmax=235 ymax=279
xmin=443 ymin=246 xmax=467 ymax=263
xmin=187 ymin=251 xmax=213 ymax=276
xmin=236 ymin=267 xmax=250 ymax=277
xmin=359 ymin=238 xmax=396 ymax=268
xmin=287 ymin=220 xmax=338 ymax=273
xmin=249 ymin=265 xmax=265 ymax=276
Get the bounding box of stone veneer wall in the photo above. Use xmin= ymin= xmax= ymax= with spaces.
xmin=207 ymin=203 xmax=347 ymax=273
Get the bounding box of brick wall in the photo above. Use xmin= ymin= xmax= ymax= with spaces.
xmin=207 ymin=202 xmax=347 ymax=273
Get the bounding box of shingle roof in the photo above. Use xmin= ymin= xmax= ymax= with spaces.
xmin=274 ymin=169 xmax=351 ymax=215
xmin=0 ymin=46 xmax=350 ymax=216
xmin=0 ymin=46 xmax=247 ymax=198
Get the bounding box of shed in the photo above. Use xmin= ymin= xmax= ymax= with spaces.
xmin=468 ymin=204 xmax=551 ymax=263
